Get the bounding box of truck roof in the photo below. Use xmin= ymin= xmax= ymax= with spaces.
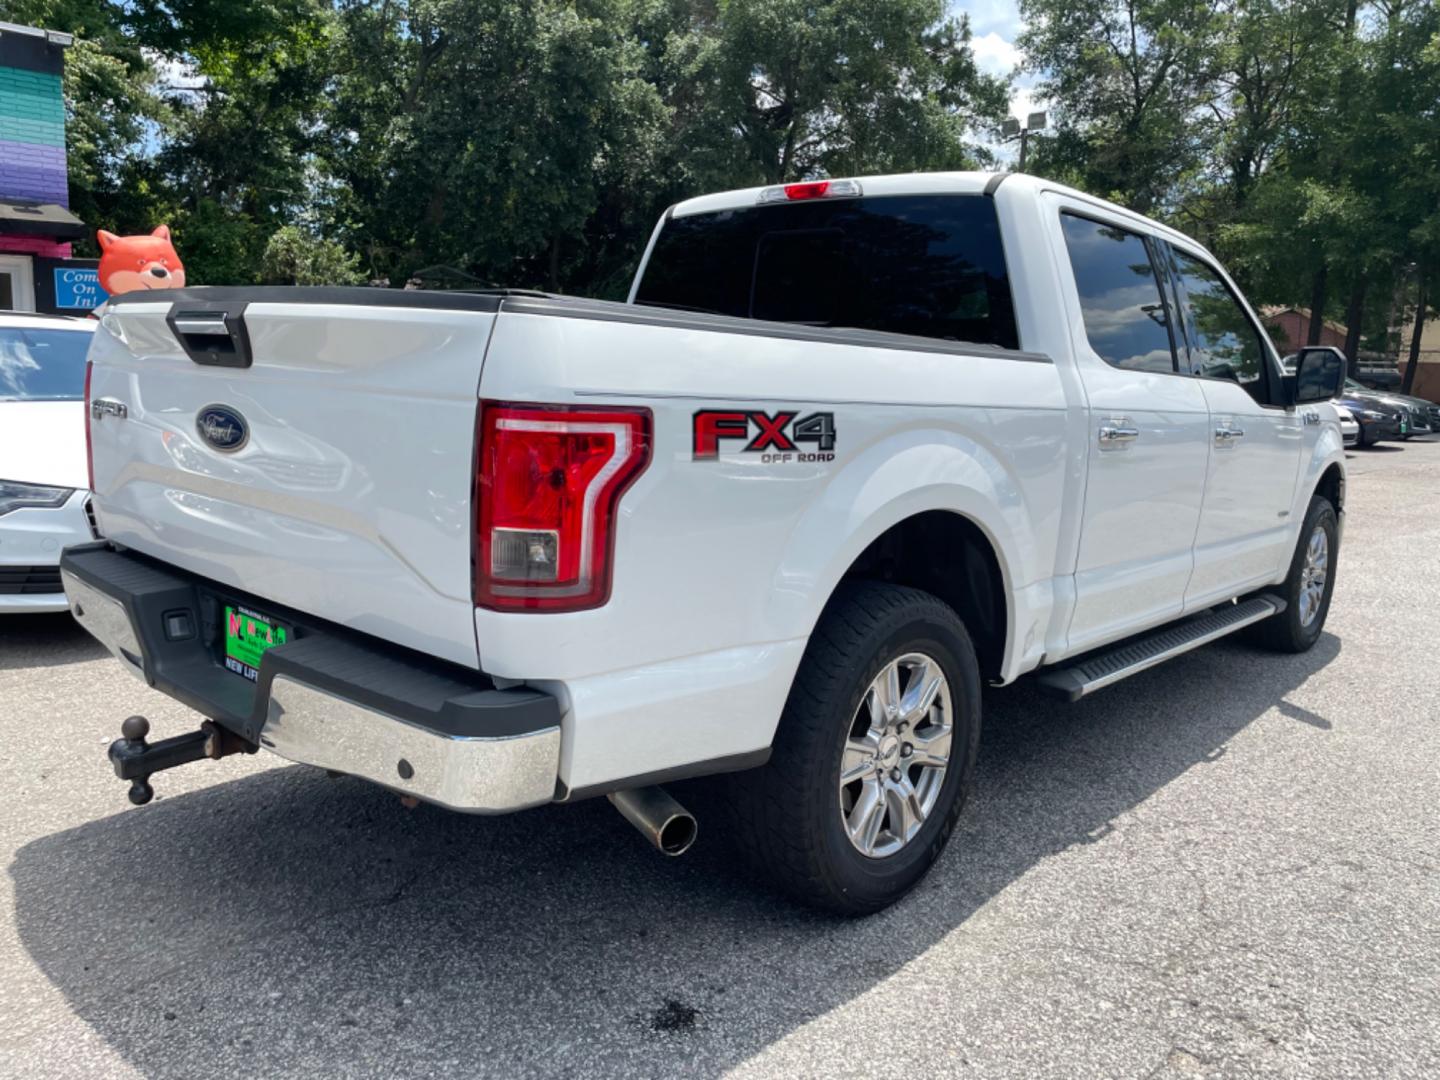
xmin=669 ymin=171 xmax=1214 ymax=264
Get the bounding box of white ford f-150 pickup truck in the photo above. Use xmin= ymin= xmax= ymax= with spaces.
xmin=64 ymin=172 xmax=1348 ymax=914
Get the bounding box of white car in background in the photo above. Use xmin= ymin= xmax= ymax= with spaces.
xmin=1 ymin=312 xmax=97 ymax=612
xmin=1333 ymin=402 xmax=1360 ymax=447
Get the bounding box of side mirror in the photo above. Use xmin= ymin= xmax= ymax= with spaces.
xmin=1287 ymin=346 xmax=1347 ymax=406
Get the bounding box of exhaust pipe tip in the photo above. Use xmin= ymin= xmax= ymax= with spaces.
xmin=608 ymin=786 xmax=698 ymax=857
xmin=655 ymin=811 xmax=698 ymax=856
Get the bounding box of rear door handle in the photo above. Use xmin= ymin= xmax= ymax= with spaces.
xmin=1098 ymin=421 xmax=1140 ymax=450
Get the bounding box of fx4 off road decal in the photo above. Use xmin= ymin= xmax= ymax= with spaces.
xmin=692 ymin=410 xmax=837 ymax=462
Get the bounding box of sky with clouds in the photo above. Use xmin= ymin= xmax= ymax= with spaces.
xmin=950 ymin=0 xmax=1041 ymax=125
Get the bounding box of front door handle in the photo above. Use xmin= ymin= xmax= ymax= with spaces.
xmin=1214 ymin=424 xmax=1246 ymax=445
xmin=1098 ymin=422 xmax=1140 ymax=450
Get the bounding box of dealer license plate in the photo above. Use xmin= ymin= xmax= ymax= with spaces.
xmin=223 ymin=604 xmax=289 ymax=681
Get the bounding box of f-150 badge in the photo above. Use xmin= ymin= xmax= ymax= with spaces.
xmin=692 ymin=410 xmax=836 ymax=462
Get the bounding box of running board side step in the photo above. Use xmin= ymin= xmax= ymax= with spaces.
xmin=1036 ymin=596 xmax=1286 ymax=702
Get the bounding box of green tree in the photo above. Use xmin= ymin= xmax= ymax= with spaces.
xmin=680 ymin=0 xmax=1009 ymax=186
xmin=1188 ymin=2 xmax=1364 ymax=318
xmin=260 ymin=225 xmax=366 ymax=285
xmin=19 ymin=0 xmax=1439 ymax=342
xmin=1018 ymin=0 xmax=1224 ymax=213
xmin=1284 ymin=0 xmax=1439 ymax=359
xmin=320 ymin=0 xmax=669 ymax=293
xmin=144 ymin=0 xmax=336 ymax=284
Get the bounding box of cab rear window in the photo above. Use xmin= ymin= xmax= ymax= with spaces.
xmin=633 ymin=194 xmax=1019 ymax=350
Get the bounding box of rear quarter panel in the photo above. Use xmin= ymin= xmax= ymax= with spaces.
xmin=475 ymin=309 xmax=1069 ymax=791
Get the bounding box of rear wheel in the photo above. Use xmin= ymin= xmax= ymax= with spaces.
xmin=1247 ymin=495 xmax=1338 ymax=653
xmin=724 ymin=581 xmax=981 ymax=915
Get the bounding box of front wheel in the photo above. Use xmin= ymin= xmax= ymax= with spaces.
xmin=724 ymin=582 xmax=981 ymax=915
xmin=1247 ymin=495 xmax=1339 ymax=653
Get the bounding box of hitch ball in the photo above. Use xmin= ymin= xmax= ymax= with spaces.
xmin=119 ymin=716 xmax=155 ymax=804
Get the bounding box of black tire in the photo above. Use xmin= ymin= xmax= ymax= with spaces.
xmin=1247 ymin=494 xmax=1339 ymax=653
xmin=724 ymin=581 xmax=981 ymax=915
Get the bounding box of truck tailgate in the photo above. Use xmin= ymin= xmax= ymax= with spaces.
xmin=87 ymin=292 xmax=498 ymax=668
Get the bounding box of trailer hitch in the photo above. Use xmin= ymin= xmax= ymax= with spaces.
xmin=109 ymin=715 xmax=257 ymax=805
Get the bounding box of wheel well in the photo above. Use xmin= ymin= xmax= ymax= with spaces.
xmin=1315 ymin=463 xmax=1344 ymax=514
xmin=840 ymin=511 xmax=1008 ymax=681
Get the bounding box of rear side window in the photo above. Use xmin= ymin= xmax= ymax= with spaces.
xmin=1169 ymin=250 xmax=1273 ymax=404
xmin=0 ymin=328 xmax=92 ymax=401
xmin=1060 ymin=214 xmax=1175 ymax=373
xmin=634 ymin=195 xmax=1019 ymax=350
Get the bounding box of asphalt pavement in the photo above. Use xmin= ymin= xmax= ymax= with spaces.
xmin=1 ymin=441 xmax=1437 ymax=1079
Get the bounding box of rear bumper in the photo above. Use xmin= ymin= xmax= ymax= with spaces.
xmin=60 ymin=543 xmax=561 ymax=813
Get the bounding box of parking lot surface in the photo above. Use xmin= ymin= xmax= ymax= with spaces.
xmin=2 ymin=442 xmax=1438 ymax=1080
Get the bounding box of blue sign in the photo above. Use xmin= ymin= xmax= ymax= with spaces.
xmin=53 ymin=267 xmax=109 ymax=309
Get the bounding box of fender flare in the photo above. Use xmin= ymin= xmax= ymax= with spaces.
xmin=763 ymin=428 xmax=1047 ymax=674
xmin=1298 ymin=433 xmax=1347 ymax=511
xmin=1291 ymin=431 xmax=1346 ymax=547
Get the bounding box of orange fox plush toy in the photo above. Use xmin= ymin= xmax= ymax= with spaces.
xmin=96 ymin=225 xmax=186 ymax=295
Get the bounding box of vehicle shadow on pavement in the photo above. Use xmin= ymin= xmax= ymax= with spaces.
xmin=0 ymin=613 xmax=107 ymax=670
xmin=10 ymin=632 xmax=1340 ymax=1078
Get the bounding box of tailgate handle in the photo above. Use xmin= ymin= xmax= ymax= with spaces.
xmin=172 ymin=314 xmax=231 ymax=337
xmin=166 ymin=302 xmax=253 ymax=369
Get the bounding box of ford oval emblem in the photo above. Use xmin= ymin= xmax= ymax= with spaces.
xmin=196 ymin=404 xmax=249 ymax=452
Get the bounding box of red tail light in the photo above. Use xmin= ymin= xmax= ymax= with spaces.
xmin=475 ymin=402 xmax=651 ymax=612
xmin=83 ymin=359 xmax=95 ymax=492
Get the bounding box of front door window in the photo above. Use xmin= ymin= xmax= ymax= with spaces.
xmin=1169 ymin=250 xmax=1275 ymax=404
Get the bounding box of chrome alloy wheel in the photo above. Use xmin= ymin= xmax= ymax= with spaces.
xmin=839 ymin=652 xmax=953 ymax=858
xmin=1298 ymin=524 xmax=1329 ymax=627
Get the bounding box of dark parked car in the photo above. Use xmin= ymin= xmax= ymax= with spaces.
xmin=1349 ymin=365 xmax=1402 ymax=392
xmin=1283 ymin=355 xmax=1413 ymax=449
xmin=1337 ymin=392 xmax=1405 ymax=447
xmin=1344 ymin=379 xmax=1440 ymax=439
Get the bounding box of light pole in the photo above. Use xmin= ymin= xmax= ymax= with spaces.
xmin=1001 ymin=111 xmax=1047 ymax=172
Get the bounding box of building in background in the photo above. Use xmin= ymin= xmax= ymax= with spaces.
xmin=1260 ymin=306 xmax=1348 ymax=356
xmin=0 ymin=21 xmax=106 ymax=314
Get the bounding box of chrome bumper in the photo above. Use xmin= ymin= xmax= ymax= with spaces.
xmin=61 ymin=569 xmax=146 ymax=678
xmin=260 ymin=676 xmax=560 ymax=812
xmin=60 ymin=545 xmax=562 ymax=814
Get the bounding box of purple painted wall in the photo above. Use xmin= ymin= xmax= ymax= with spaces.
xmin=0 ymin=139 xmax=68 ymax=204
